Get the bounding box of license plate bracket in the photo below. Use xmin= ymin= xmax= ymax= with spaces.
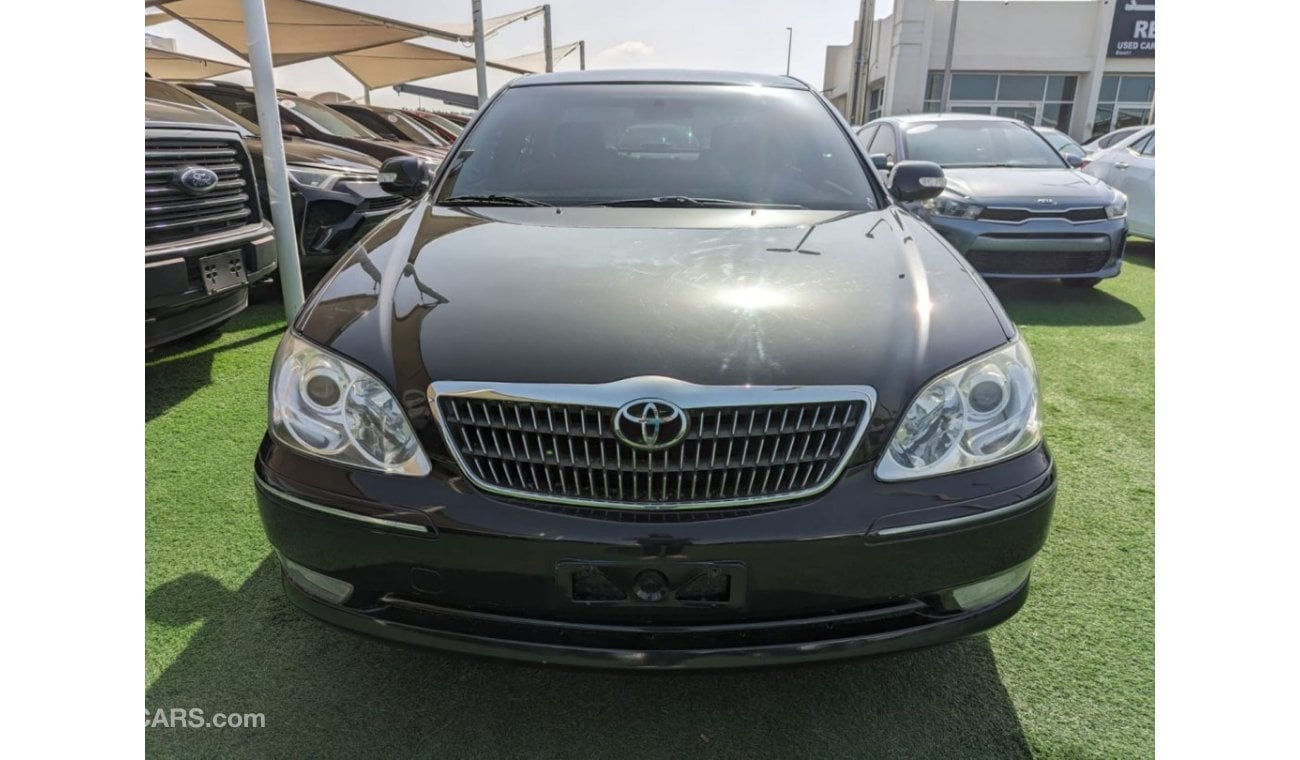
xmin=556 ymin=560 xmax=747 ymax=608
xmin=199 ymin=251 xmax=246 ymax=294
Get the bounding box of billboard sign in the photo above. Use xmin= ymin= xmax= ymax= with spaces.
xmin=1108 ymin=0 xmax=1155 ymax=58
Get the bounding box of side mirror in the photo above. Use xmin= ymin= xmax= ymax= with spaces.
xmin=1064 ymin=153 xmax=1084 ymax=168
xmin=870 ymin=153 xmax=891 ymax=171
xmin=281 ymin=123 xmax=304 ymax=137
xmin=378 ymin=156 xmax=435 ymax=199
xmin=889 ymin=160 xmax=946 ymax=202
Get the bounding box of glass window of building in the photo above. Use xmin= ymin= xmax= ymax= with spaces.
xmin=867 ymin=87 xmax=884 ymax=121
xmin=1091 ymin=74 xmax=1154 ymax=139
xmin=924 ymin=72 xmax=1076 ymax=131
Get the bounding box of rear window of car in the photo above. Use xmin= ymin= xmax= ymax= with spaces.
xmin=436 ymin=83 xmax=878 ymax=210
xmin=1100 ymin=128 xmax=1138 ymax=148
xmin=901 ymin=120 xmax=1065 ymax=168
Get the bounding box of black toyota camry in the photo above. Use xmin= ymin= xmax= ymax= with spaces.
xmin=255 ymin=70 xmax=1056 ymax=669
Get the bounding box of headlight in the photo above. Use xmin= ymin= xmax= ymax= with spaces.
xmin=269 ymin=333 xmax=431 ymax=476
xmin=877 ymin=337 xmax=1041 ymax=481
xmin=287 ymin=165 xmax=344 ymax=190
xmin=924 ymin=192 xmax=984 ymax=220
xmin=1106 ymin=191 xmax=1128 ymax=219
xmin=286 ymin=166 xmax=379 ymax=190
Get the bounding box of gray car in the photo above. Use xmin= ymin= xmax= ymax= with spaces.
xmin=856 ymin=114 xmax=1129 ymax=287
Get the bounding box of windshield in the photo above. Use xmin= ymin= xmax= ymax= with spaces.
xmin=1038 ymin=130 xmax=1084 ymax=158
xmin=436 ymin=83 xmax=877 ymax=209
xmin=334 ymin=106 xmax=405 ymax=140
xmin=390 ymin=112 xmax=449 ymax=146
xmin=280 ymin=97 xmax=378 ymax=138
xmin=419 ymin=112 xmax=463 ymax=135
xmin=902 ymin=120 xmax=1065 ymax=168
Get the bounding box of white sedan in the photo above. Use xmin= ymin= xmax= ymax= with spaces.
xmin=1083 ymin=126 xmax=1155 ymax=240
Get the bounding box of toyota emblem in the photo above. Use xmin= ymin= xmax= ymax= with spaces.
xmin=613 ymin=399 xmax=689 ymax=451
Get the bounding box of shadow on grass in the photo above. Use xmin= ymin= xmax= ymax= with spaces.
xmin=145 ymin=305 xmax=285 ymax=422
xmin=1125 ymin=239 xmax=1155 ymax=270
xmin=989 ymin=278 xmax=1145 ymax=328
xmin=147 ymin=557 xmax=1031 ymax=759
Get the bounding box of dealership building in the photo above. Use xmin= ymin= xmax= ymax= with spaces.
xmin=823 ymin=0 xmax=1155 ymax=141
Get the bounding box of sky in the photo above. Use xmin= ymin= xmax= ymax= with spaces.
xmin=146 ymin=0 xmax=893 ymax=110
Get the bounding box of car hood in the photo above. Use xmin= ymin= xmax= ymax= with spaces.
xmin=281 ymin=138 xmax=380 ymax=172
xmin=244 ymin=137 xmax=380 ymax=174
xmin=942 ymin=167 xmax=1114 ymax=205
xmin=379 ymin=139 xmax=448 ymax=162
xmin=145 ymin=98 xmax=241 ymax=132
xmin=297 ymin=204 xmax=1014 ymax=437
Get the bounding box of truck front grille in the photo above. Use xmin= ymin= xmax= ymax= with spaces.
xmin=430 ymin=379 xmax=874 ymax=511
xmin=144 ymin=139 xmax=258 ymax=245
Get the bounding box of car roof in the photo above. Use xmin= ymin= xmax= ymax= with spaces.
xmin=871 ymin=113 xmax=1027 ymax=126
xmin=172 ymin=79 xmax=298 ymax=97
xmin=508 ymin=69 xmax=807 ymax=89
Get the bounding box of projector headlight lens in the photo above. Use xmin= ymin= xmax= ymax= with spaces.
xmin=877 ymin=337 xmax=1041 ymax=481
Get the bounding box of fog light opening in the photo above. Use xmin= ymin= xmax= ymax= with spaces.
xmin=947 ymin=560 xmax=1033 ymax=611
xmin=281 ymin=555 xmax=354 ymax=605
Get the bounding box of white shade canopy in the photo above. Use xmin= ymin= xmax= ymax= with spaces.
xmin=332 ymin=41 xmax=530 ymax=90
xmin=148 ymin=0 xmax=552 ymax=91
xmin=145 ymin=45 xmax=247 ymax=79
xmin=149 ymin=0 xmax=463 ymax=65
xmin=496 ymin=41 xmax=581 ymax=74
xmin=435 ymin=6 xmax=545 ymax=41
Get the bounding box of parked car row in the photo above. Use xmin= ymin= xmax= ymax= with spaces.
xmin=144 ymin=79 xmax=467 ymax=348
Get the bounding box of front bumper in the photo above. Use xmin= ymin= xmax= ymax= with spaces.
xmin=144 ymin=222 xmax=277 ymax=347
xmin=255 ymin=436 xmax=1056 ymax=669
xmin=924 ymin=214 xmax=1128 ymax=281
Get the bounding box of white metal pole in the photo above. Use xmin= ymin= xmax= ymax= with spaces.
xmin=939 ymin=0 xmax=961 ymax=113
xmin=471 ymin=0 xmax=488 ymax=107
xmin=239 ymin=0 xmax=304 ymax=317
xmin=579 ymin=40 xmax=586 ymax=70
xmin=785 ymin=27 xmax=792 ymax=76
xmin=543 ymin=5 xmax=554 ymax=72
xmin=847 ymin=0 xmax=868 ymax=123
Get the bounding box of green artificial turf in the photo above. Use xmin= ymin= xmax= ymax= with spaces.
xmin=146 ymin=248 xmax=1154 ymax=758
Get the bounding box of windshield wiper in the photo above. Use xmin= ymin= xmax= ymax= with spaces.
xmin=586 ymin=196 xmax=806 ymax=209
xmin=442 ymin=194 xmax=553 ymax=207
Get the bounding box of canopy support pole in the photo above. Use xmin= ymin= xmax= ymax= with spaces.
xmin=364 ymin=88 xmax=371 ymax=105
xmin=472 ymin=0 xmax=488 ymax=107
xmin=939 ymin=0 xmax=961 ymax=113
xmin=543 ymin=5 xmax=554 ymax=72
xmin=239 ymin=0 xmax=304 ymax=318
xmin=579 ymin=40 xmax=586 ymax=70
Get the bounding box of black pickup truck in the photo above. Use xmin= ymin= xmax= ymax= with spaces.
xmin=145 ymin=98 xmax=277 ymax=348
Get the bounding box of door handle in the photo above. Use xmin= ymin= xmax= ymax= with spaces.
xmin=1115 ymin=161 xmax=1130 ymax=170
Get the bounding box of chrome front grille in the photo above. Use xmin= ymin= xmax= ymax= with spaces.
xmin=145 ymin=138 xmax=257 ymax=245
xmin=429 ymin=377 xmax=875 ymax=510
